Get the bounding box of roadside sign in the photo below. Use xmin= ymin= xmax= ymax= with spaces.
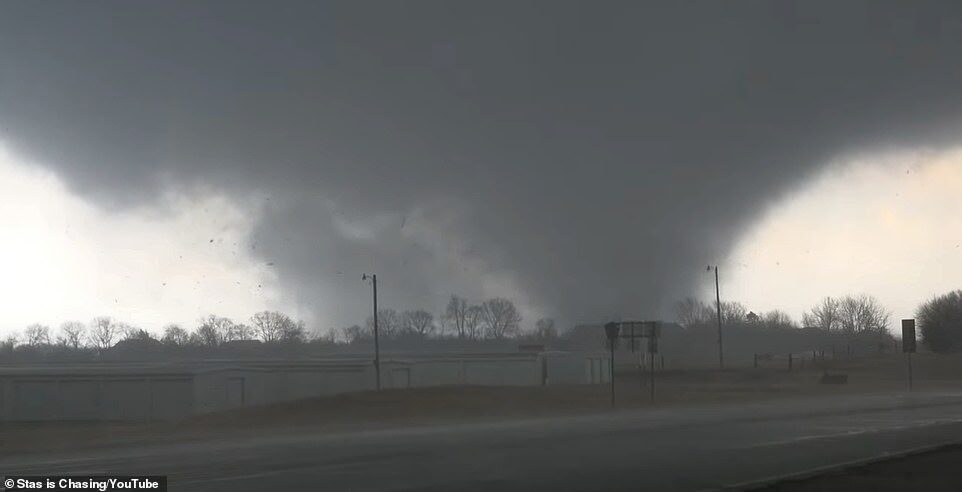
xmin=605 ymin=320 xmax=661 ymax=403
xmin=902 ymin=319 xmax=916 ymax=353
xmin=619 ymin=321 xmax=660 ymax=338
xmin=604 ymin=321 xmax=621 ymax=340
xmin=902 ymin=318 xmax=916 ymax=392
xmin=604 ymin=322 xmax=618 ymax=407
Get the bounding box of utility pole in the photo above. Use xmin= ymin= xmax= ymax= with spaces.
xmin=363 ymin=273 xmax=381 ymax=391
xmin=710 ymin=265 xmax=724 ymax=369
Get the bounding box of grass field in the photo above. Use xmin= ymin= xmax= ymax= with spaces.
xmin=4 ymin=352 xmax=962 ymax=456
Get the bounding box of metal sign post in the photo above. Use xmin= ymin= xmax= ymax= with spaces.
xmin=648 ymin=333 xmax=657 ymax=403
xmin=606 ymin=321 xmax=661 ymax=404
xmin=604 ymin=322 xmax=620 ymax=408
xmin=902 ymin=319 xmax=916 ymax=392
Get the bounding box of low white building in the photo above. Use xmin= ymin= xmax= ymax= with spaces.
xmin=0 ymin=351 xmax=610 ymax=422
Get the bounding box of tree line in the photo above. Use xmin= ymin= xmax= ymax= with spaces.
xmin=1 ymin=310 xmax=311 ymax=352
xmin=1 ymin=296 xmax=559 ymax=352
xmin=675 ymin=294 xmax=891 ymax=335
xmin=917 ymin=290 xmax=962 ymax=353
xmin=337 ymin=296 xmax=556 ymax=344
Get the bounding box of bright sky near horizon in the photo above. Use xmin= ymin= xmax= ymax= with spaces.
xmin=0 ymin=143 xmax=305 ymax=335
xmin=724 ymin=148 xmax=962 ymax=331
xmin=1 ymin=141 xmax=961 ymax=336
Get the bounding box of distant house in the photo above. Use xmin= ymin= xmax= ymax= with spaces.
xmin=746 ymin=311 xmax=759 ymax=323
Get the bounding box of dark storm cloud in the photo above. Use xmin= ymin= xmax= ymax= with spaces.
xmin=2 ymin=1 xmax=962 ymax=327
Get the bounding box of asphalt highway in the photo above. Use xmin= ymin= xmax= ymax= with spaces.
xmin=6 ymin=392 xmax=962 ymax=491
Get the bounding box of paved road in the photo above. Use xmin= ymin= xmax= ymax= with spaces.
xmin=6 ymin=392 xmax=962 ymax=491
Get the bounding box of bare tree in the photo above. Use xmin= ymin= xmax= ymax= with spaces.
xmin=480 ymin=298 xmax=523 ymax=340
xmin=366 ymin=308 xmax=402 ymax=340
xmin=677 ymin=298 xmax=748 ymax=328
xmin=89 ymin=317 xmax=117 ymax=350
xmin=675 ymin=297 xmax=712 ymax=329
xmin=309 ymin=327 xmax=337 ymax=344
xmin=761 ymin=310 xmax=795 ymax=330
xmin=57 ymin=321 xmax=86 ymax=349
xmin=194 ymin=315 xmax=233 ymax=347
xmin=718 ymin=301 xmax=748 ymax=326
xmin=802 ymin=297 xmax=842 ymax=331
xmin=534 ymin=318 xmax=558 ymax=339
xmin=117 ymin=323 xmax=147 ymax=341
xmin=402 ymin=309 xmax=436 ymax=338
xmin=1 ymin=331 xmax=19 ymax=353
xmin=280 ymin=319 xmax=307 ymax=343
xmin=465 ymin=305 xmax=484 ymax=340
xmin=443 ymin=296 xmax=470 ymax=339
xmin=122 ymin=328 xmax=156 ymax=342
xmin=250 ymin=311 xmax=298 ymax=343
xmin=24 ymin=324 xmax=51 ymax=346
xmin=839 ymin=294 xmax=890 ymax=335
xmin=339 ymin=324 xmax=366 ymax=344
xmin=224 ymin=322 xmax=254 ymax=342
xmin=192 ymin=326 xmax=219 ymax=347
xmin=161 ymin=324 xmax=190 ymax=346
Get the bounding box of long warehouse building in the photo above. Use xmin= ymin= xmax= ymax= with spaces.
xmin=0 ymin=351 xmax=610 ymax=422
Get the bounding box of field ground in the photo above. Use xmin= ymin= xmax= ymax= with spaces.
xmin=3 ymin=352 xmax=962 ymax=456
xmin=753 ymin=444 xmax=962 ymax=491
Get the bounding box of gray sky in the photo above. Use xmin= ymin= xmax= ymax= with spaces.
xmin=2 ymin=1 xmax=962 ymax=332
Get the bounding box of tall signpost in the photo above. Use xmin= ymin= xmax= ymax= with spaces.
xmin=606 ymin=321 xmax=661 ymax=405
xmin=648 ymin=329 xmax=657 ymax=403
xmin=604 ymin=322 xmax=620 ymax=408
xmin=902 ymin=319 xmax=916 ymax=392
